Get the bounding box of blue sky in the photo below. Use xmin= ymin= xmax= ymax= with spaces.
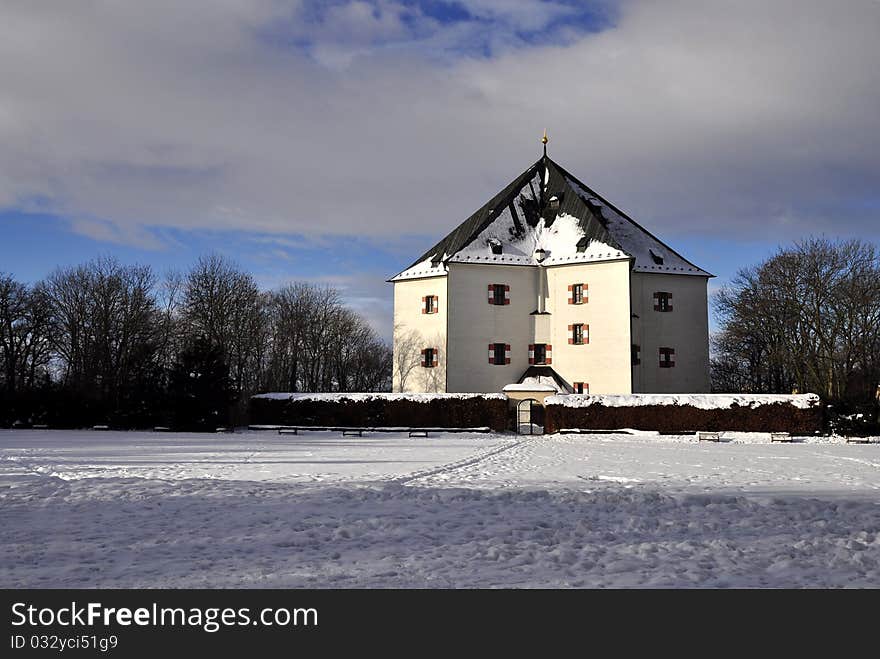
xmin=1 ymin=0 xmax=879 ymax=338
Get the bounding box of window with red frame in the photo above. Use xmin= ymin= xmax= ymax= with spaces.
xmin=567 ymin=283 xmax=588 ymax=304
xmin=421 ymin=347 xmax=439 ymax=368
xmin=421 ymin=295 xmax=438 ymax=314
xmin=488 ymin=284 xmax=510 ymax=305
xmin=653 ymin=292 xmax=673 ymax=312
xmin=659 ymin=347 xmax=675 ymax=368
xmin=488 ymin=343 xmax=511 ymax=365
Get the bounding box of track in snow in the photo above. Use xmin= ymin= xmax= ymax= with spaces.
xmin=2 ymin=429 xmax=880 ymax=588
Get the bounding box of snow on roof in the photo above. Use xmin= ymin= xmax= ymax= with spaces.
xmin=545 ymin=393 xmax=821 ymax=410
xmin=564 ymin=176 xmax=711 ymax=277
xmin=253 ymin=392 xmax=507 ymax=402
xmin=502 ymin=382 xmax=558 ymax=392
xmin=389 ymin=155 xmax=711 ymax=281
xmin=449 ymin=211 xmax=627 ymax=267
xmin=389 ymin=257 xmax=449 ymax=282
xmin=512 ymin=375 xmax=565 ymax=393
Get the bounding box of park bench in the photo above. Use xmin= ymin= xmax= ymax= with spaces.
xmin=564 ymin=429 xmax=643 ymax=435
xmin=278 ymin=426 xmax=364 ymax=436
xmin=274 ymin=426 xmax=492 ymax=437
xmin=697 ymin=431 xmax=721 ymax=442
xmin=408 ymin=426 xmax=492 ymax=437
xmin=770 ymin=432 xmax=793 ymax=442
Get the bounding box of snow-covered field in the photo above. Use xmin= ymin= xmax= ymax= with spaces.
xmin=2 ymin=429 xmax=879 ymax=588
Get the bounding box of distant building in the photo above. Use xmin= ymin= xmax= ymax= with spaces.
xmin=389 ymin=137 xmax=712 ymax=395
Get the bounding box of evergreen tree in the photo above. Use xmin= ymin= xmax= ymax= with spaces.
xmin=170 ymin=337 xmax=232 ymax=431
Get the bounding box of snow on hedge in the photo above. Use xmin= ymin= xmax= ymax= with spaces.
xmin=252 ymin=392 xmax=507 ymax=403
xmin=545 ymin=393 xmax=821 ymax=410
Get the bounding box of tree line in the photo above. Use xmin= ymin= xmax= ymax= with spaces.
xmin=711 ymin=237 xmax=880 ymax=414
xmin=0 ymin=254 xmax=390 ymax=429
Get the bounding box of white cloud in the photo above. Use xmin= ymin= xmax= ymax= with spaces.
xmin=0 ymin=0 xmax=878 ymax=250
xmin=457 ymin=0 xmax=580 ymax=31
xmin=69 ymin=218 xmax=169 ymax=251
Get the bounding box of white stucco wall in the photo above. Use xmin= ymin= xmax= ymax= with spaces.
xmin=393 ymin=262 xmax=710 ymax=395
xmin=630 ymin=272 xmax=710 ymax=393
xmin=392 ymin=275 xmax=448 ymax=392
xmin=546 ymin=259 xmax=633 ymax=394
xmin=445 ymin=263 xmax=537 ymax=393
xmin=443 ymin=260 xmax=634 ymax=394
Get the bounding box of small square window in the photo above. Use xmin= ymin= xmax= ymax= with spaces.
xmin=654 ymin=292 xmax=673 ymax=312
xmin=568 ymin=323 xmax=588 ymax=345
xmin=423 ymin=295 xmax=436 ymax=314
xmin=573 ymin=382 xmax=588 ymax=394
xmin=528 ymin=343 xmax=551 ymax=365
xmin=534 ymin=344 xmax=546 ymax=364
xmin=493 ymin=343 xmax=505 ymax=365
xmin=488 ymin=342 xmax=510 ymax=366
xmin=568 ymin=283 xmax=588 ymax=304
xmin=631 ymin=344 xmax=641 ymax=366
xmin=488 ymin=284 xmax=509 ymax=305
xmin=422 ymin=347 xmax=438 ymax=368
xmin=659 ymin=347 xmax=675 ymax=368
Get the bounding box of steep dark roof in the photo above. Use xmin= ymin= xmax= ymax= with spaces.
xmin=516 ymin=365 xmax=572 ymax=394
xmin=410 ymin=157 xmax=621 ymax=265
xmin=391 ymin=155 xmax=712 ymax=280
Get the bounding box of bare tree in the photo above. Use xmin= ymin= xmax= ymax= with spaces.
xmin=43 ymin=257 xmax=158 ymax=401
xmin=712 ymin=238 xmax=880 ymax=404
xmin=43 ymin=263 xmax=91 ymax=387
xmin=0 ymin=275 xmax=52 ymax=393
xmin=155 ymin=270 xmax=184 ymax=381
xmin=4 ymin=254 xmax=394 ymax=427
xmin=326 ymin=307 xmax=390 ymax=392
xmin=0 ymin=275 xmax=29 ymax=393
xmin=182 ymin=254 xmax=267 ymax=404
xmin=263 ymin=283 xmax=391 ymax=393
xmin=265 ymin=283 xmax=316 ymax=392
xmin=392 ymin=324 xmax=422 ymax=392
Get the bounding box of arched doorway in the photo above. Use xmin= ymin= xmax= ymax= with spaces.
xmin=517 ymin=398 xmax=544 ymax=435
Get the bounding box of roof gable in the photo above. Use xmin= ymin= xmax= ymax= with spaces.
xmin=391 ymin=155 xmax=711 ymax=281
xmin=554 ymin=160 xmax=711 ymax=276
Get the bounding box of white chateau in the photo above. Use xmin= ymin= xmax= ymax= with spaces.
xmin=390 ymin=139 xmax=712 ymax=396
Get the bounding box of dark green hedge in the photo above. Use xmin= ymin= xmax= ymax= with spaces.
xmin=545 ymin=401 xmax=824 ymax=434
xmin=250 ymin=395 xmax=508 ymax=431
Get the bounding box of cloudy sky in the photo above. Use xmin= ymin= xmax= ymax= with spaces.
xmin=1 ymin=0 xmax=879 ymax=338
